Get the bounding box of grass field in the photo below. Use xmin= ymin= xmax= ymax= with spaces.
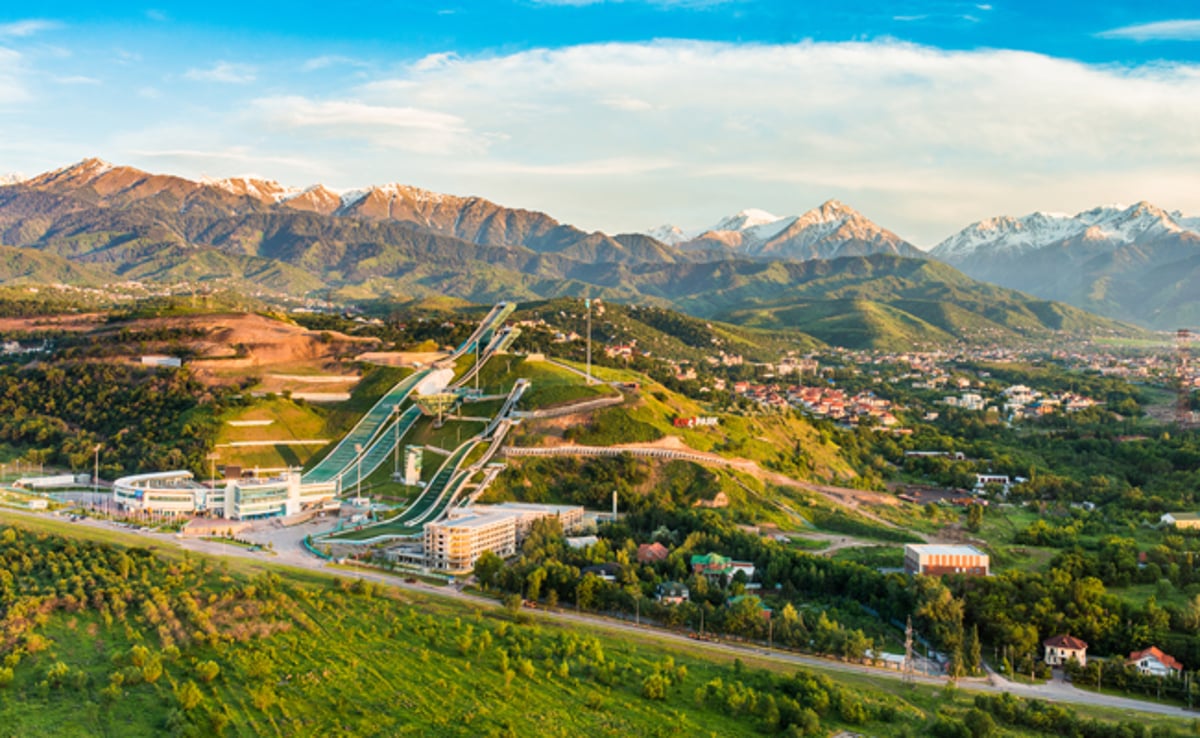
xmin=1 ymin=512 xmax=1194 ymax=738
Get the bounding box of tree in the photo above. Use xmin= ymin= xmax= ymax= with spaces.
xmin=195 ymin=660 xmax=220 ymax=683
xmin=474 ymin=551 xmax=504 ymax=590
xmin=965 ymin=624 xmax=982 ymax=676
xmin=175 ymin=680 xmax=203 ymax=711
xmin=966 ymin=504 xmax=983 ymax=533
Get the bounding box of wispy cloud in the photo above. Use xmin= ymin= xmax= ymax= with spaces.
xmin=53 ymin=75 xmax=101 ymax=85
xmin=184 ymin=61 xmax=256 ymax=84
xmin=251 ymin=96 xmax=484 ymax=155
xmin=0 ymin=19 xmax=60 ymax=38
xmin=0 ymin=47 xmax=29 ymax=104
xmin=1098 ymin=19 xmax=1200 ymax=41
xmin=128 ymin=147 xmax=321 ymax=172
xmin=294 ymin=39 xmax=1200 ymax=241
xmin=301 ymin=55 xmax=366 ymax=72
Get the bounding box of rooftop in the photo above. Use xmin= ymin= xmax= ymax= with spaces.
xmin=1044 ymin=634 xmax=1088 ymax=650
xmin=905 ymin=544 xmax=987 ymax=557
xmin=428 ymin=512 xmax=515 ymax=530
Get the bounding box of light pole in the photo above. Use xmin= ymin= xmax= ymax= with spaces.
xmin=585 ymin=298 xmax=593 ymax=385
xmin=207 ymin=452 xmax=219 ymax=488
xmin=92 ymin=444 xmax=101 ymax=498
xmin=354 ymin=443 xmax=363 ymax=501
xmin=392 ymin=405 xmax=402 ymax=479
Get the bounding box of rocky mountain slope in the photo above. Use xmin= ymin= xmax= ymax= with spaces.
xmin=0 ymin=159 xmax=1138 ymax=346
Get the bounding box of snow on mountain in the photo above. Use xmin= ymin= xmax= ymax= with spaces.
xmin=0 ymin=172 xmax=26 ymax=185
xmin=1175 ymin=213 xmax=1200 ymax=234
xmin=708 ymin=208 xmax=782 ymax=233
xmin=646 ymin=224 xmax=693 ymax=245
xmin=208 ymin=176 xmax=299 ymax=203
xmin=933 ymin=202 xmax=1197 ymax=261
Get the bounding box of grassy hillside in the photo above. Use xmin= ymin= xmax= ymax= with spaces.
xmin=1 ymin=518 xmax=1187 ymax=738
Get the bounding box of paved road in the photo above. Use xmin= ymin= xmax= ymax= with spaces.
xmin=2 ymin=507 xmax=1194 ymax=720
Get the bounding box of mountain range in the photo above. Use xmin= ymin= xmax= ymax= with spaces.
xmin=929 ymin=202 xmax=1200 ymax=328
xmin=0 ymin=159 xmax=1152 ymax=346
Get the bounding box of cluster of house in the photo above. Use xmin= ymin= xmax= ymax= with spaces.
xmin=941 ymin=384 xmax=1097 ymax=418
xmin=902 ymin=545 xmax=1186 ymax=678
xmin=641 ymin=549 xmax=761 ymax=610
xmin=1042 ymin=636 xmax=1184 ymax=678
xmin=730 ymin=382 xmax=900 ymax=426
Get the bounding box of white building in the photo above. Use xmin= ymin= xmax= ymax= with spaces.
xmin=904 ymin=544 xmax=990 ymax=576
xmin=113 ymin=470 xmax=336 ymax=520
xmin=1127 ymin=647 xmax=1183 ymax=678
xmin=424 ymin=512 xmax=517 ymax=573
xmin=425 ymin=502 xmax=586 ymax=572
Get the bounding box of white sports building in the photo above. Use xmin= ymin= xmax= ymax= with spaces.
xmin=113 ymin=470 xmax=337 ymax=520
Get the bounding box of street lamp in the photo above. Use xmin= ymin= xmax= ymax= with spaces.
xmin=585 ymin=297 xmax=593 ymax=385
xmin=392 ymin=405 xmax=402 ymax=480
xmin=92 ymin=444 xmax=101 ymax=498
xmin=354 ymin=443 xmax=364 ymax=501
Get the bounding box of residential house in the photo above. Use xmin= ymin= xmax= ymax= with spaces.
xmin=656 ymin=581 xmax=690 ymax=605
xmin=1043 ymin=634 xmax=1088 ymax=667
xmin=691 ymin=552 xmax=755 ymax=582
xmin=637 ymin=542 xmax=669 ymax=564
xmin=1161 ymin=512 xmax=1200 ymax=530
xmin=1127 ymin=646 xmax=1183 ymax=678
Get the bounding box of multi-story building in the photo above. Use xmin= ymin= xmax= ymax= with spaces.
xmin=903 ymin=544 xmax=989 ymax=576
xmin=423 ymin=512 xmax=517 ymax=573
xmin=449 ymin=502 xmax=584 ymax=539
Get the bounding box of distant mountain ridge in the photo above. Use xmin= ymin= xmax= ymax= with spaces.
xmin=652 ymin=201 xmax=925 ymax=262
xmin=0 ymin=159 xmax=1143 ymax=346
xmin=932 ymin=202 xmax=1200 ymax=328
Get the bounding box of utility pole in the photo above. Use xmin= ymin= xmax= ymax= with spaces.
xmin=207 ymin=452 xmax=219 ymax=488
xmin=585 ymin=297 xmax=592 ymax=385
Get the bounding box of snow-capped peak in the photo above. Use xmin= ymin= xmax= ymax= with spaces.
xmin=646 ymin=224 xmax=694 ymax=246
xmin=207 ymin=176 xmax=299 ymax=203
xmin=932 ymin=201 xmax=1195 ymax=261
xmin=708 ymin=208 xmax=782 ymax=233
xmin=0 ymin=172 xmax=25 ymax=186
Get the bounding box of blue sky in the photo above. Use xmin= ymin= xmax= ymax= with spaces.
xmin=2 ymin=1 xmax=1200 ymax=245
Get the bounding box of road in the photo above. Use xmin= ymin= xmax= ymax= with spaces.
xmin=2 ymin=507 xmax=1194 ymax=720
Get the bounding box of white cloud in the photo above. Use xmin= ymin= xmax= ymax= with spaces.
xmin=0 ymin=19 xmax=59 ymax=38
xmin=300 ymin=39 xmax=1200 ymax=243
xmin=184 ymin=61 xmax=256 ymax=84
xmin=128 ymin=147 xmax=321 ymax=172
xmin=1098 ymin=19 xmax=1200 ymax=41
xmin=0 ymin=47 xmax=28 ymax=104
xmin=302 ymin=55 xmax=365 ymax=72
xmin=53 ymin=75 xmax=100 ymax=85
xmin=251 ymin=96 xmax=484 ymax=155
